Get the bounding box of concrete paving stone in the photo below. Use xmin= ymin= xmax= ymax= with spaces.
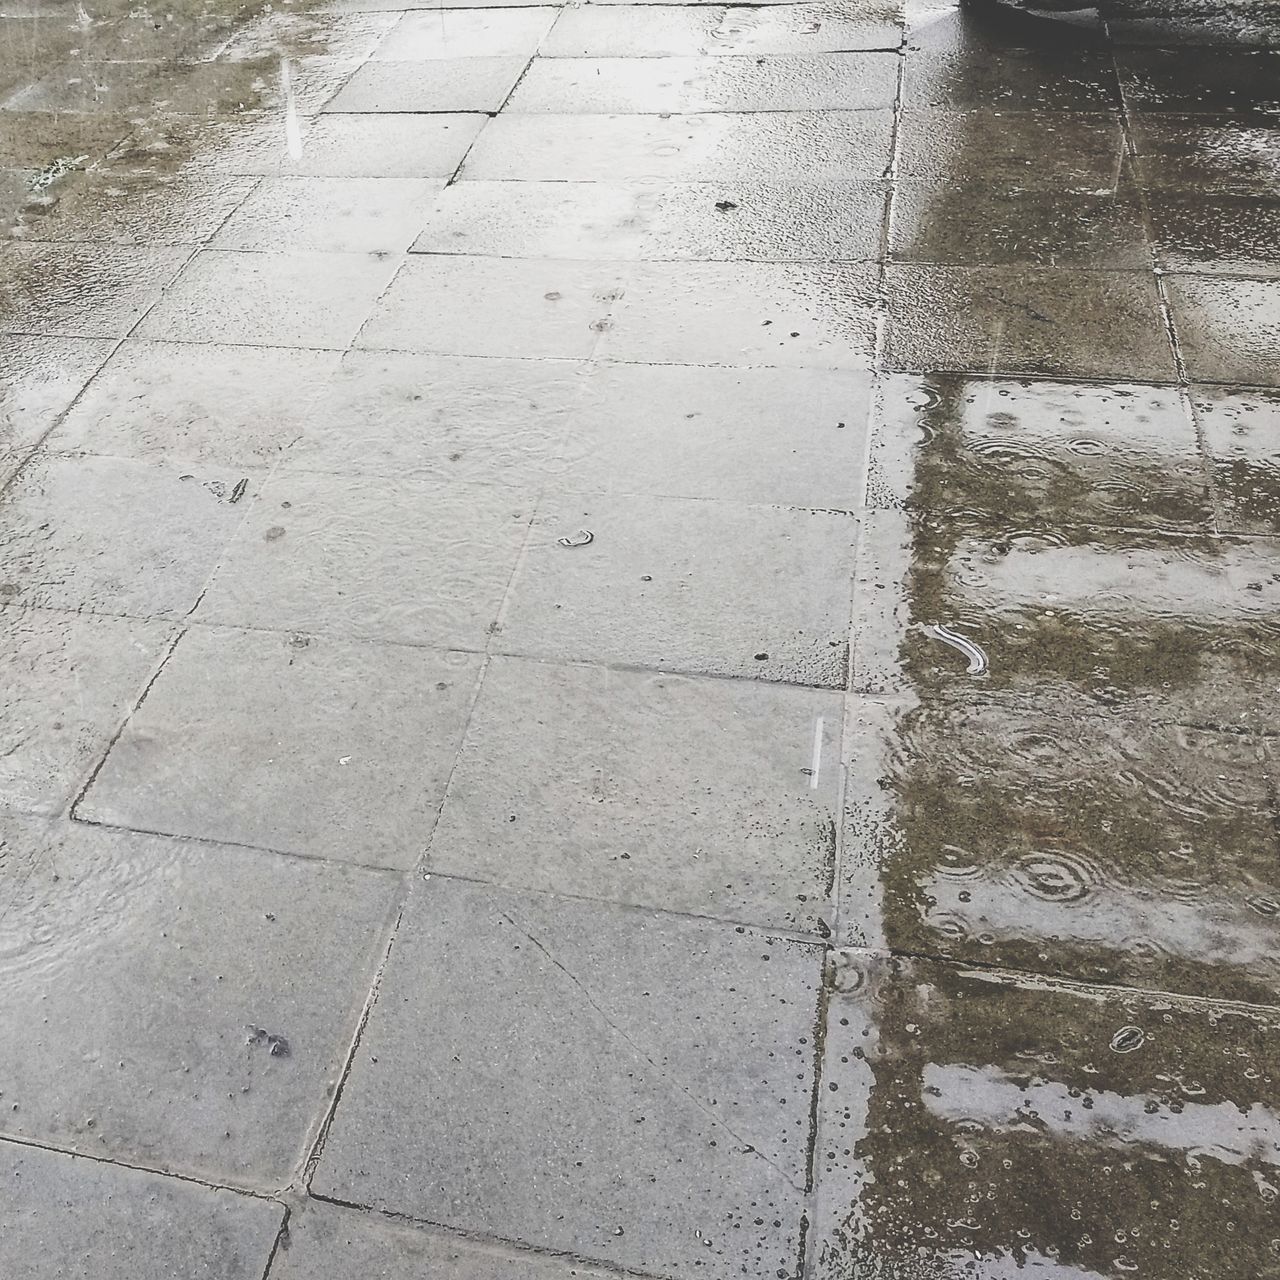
xmin=542 ymin=2 xmax=904 ymax=57
xmin=0 ymin=110 xmax=133 ymax=170
xmin=496 ymin=491 xmax=855 ymax=685
xmin=1118 ymin=47 xmax=1280 ymax=113
xmin=274 ymin=1201 xmax=620 ymax=1280
xmin=866 ymin=372 xmax=1211 ymax=530
xmin=1193 ymin=384 xmax=1280 ymax=534
xmin=0 ymin=454 xmax=258 ymax=618
xmin=884 ymin=263 xmax=1176 ymax=381
xmin=507 ymin=52 xmax=900 ymax=113
xmin=0 ymin=334 xmax=114 ymax=454
xmin=1149 ymin=191 xmax=1280 ymax=276
xmin=428 ymin=655 xmax=842 ymax=930
xmin=80 ymin=626 xmax=481 ymax=865
xmin=211 ymin=176 xmax=444 ymax=254
xmin=414 ymin=178 xmax=887 ymax=261
xmin=219 ymin=10 xmax=398 ymax=62
xmin=561 ymin=362 xmax=870 ymax=506
xmin=135 ymin=249 xmax=400 ymax=349
xmin=890 ymin=180 xmax=1149 ymax=269
xmin=0 ymin=242 xmax=189 ymax=338
xmin=0 ymin=608 xmax=170 ymax=817
xmin=371 ymin=7 xmax=558 ymax=59
xmin=0 ymin=1140 xmax=280 ymax=1280
xmin=322 ymin=57 xmax=527 ymax=113
xmin=48 ymin=341 xmax=341 ymax=468
xmin=903 ymin=46 xmax=1119 ymax=110
xmin=461 ymin=109 xmax=896 ymax=181
xmin=896 ymin=107 xmax=1128 ymax=186
xmin=281 ymin=350 xmax=586 ymax=487
xmin=14 ymin=172 xmax=258 ymax=247
xmin=195 ymin=470 xmax=530 ymax=647
xmin=1166 ymin=273 xmax=1280 ymax=385
xmin=812 ymin=952 xmax=1280 ymax=1280
xmin=0 ymin=814 xmax=398 ymax=1183
xmin=602 ymin=260 xmax=879 ymax=368
xmin=312 ymin=878 xmax=822 ymax=1280
xmin=1129 ymin=111 xmax=1280 ymax=191
xmin=355 ymin=255 xmax=623 ymax=358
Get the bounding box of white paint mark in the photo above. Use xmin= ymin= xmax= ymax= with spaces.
xmin=810 ymin=717 xmax=824 ymax=790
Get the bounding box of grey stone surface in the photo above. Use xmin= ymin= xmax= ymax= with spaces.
xmin=0 ymin=814 xmax=397 ymax=1184
xmin=80 ymin=626 xmax=481 ymax=866
xmin=0 ymin=334 xmax=114 ymax=454
xmin=323 ymin=57 xmax=528 ymax=112
xmin=0 ymin=1140 xmax=280 ymax=1280
xmin=428 ymin=655 xmax=841 ymax=928
xmin=1166 ymin=273 xmax=1280 ymax=385
xmin=372 ymin=8 xmax=558 ymax=59
xmin=312 ymin=878 xmax=822 ymax=1280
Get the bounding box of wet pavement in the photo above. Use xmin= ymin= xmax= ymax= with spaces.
xmin=1 ymin=0 xmax=1279 ymax=1276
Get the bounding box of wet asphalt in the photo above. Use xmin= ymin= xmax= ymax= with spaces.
xmin=1 ymin=0 xmax=1280 ymax=1276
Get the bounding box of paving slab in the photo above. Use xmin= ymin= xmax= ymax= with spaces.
xmin=312 ymin=878 xmax=823 ymax=1280
xmin=903 ymin=46 xmax=1119 ymax=109
xmin=0 ymin=334 xmax=114 ymax=454
xmin=496 ymin=491 xmax=855 ymax=685
xmin=1150 ymin=191 xmax=1280 ymax=276
xmin=80 ymin=626 xmax=481 ymax=866
xmin=1129 ymin=111 xmax=1280 ymax=191
xmin=1165 ymin=273 xmax=1280 ymax=385
xmin=1193 ymin=384 xmax=1280 ymax=533
xmin=0 ymin=814 xmax=397 ymax=1184
xmin=0 ymin=1140 xmax=280 ymax=1280
xmin=371 ymin=8 xmax=558 ymax=59
xmin=323 ymin=57 xmax=528 ymax=112
xmin=1118 ymin=47 xmax=1280 ymax=112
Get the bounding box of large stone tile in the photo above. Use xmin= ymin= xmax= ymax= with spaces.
xmin=461 ymin=110 xmax=896 ymax=181
xmin=282 ymin=350 xmax=586 ymax=486
xmin=429 ymin=656 xmax=841 ymax=930
xmin=0 ymin=815 xmax=397 ymax=1184
xmin=312 ymin=879 xmax=822 ymax=1280
xmin=195 ymin=470 xmax=529 ymax=647
xmin=560 ymin=362 xmax=870 ymax=507
xmin=884 ymin=264 xmax=1176 ymax=381
xmin=1166 ymin=273 xmax=1280 ymax=385
xmin=1193 ymin=384 xmax=1280 ymax=533
xmin=1129 ymin=111 xmax=1280 ymax=192
xmin=496 ymin=491 xmax=856 ymax=686
xmin=355 ymin=256 xmax=623 ymax=358
xmin=1150 ymin=191 xmax=1280 ymax=277
xmin=0 ymin=454 xmax=257 ymax=618
xmin=323 ymin=57 xmax=527 ymax=112
xmin=0 ymin=1140 xmax=280 ymax=1280
xmin=1118 ymin=47 xmax=1280 ymax=113
xmin=602 ymin=260 xmax=879 ymax=368
xmin=507 ymin=53 xmax=899 ymax=113
xmin=0 ymin=334 xmax=113 ymax=454
xmin=48 ymin=341 xmax=342 ymax=468
xmin=0 ymin=608 xmax=170 ymax=818
xmin=135 ymin=250 xmax=400 ymax=349
xmin=904 ymin=46 xmax=1119 ymax=110
xmin=372 ymin=7 xmax=557 ymax=58
xmin=80 ymin=626 xmax=480 ymax=866
xmin=813 ymin=952 xmax=1280 ymax=1280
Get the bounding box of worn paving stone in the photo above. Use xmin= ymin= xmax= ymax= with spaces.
xmin=48 ymin=341 xmax=341 ymax=468
xmin=312 ymin=878 xmax=822 ymax=1280
xmin=1166 ymin=273 xmax=1280 ymax=385
xmin=274 ymin=1201 xmax=618 ymax=1280
xmin=0 ymin=608 xmax=170 ymax=817
xmin=0 ymin=454 xmax=257 ymax=618
xmin=414 ymin=178 xmax=887 ymax=261
xmin=884 ymin=263 xmax=1176 ymax=381
xmin=0 ymin=242 xmax=189 ymax=338
xmin=0 ymin=814 xmax=397 ymax=1184
xmin=542 ymin=2 xmax=903 ymax=57
xmin=602 ymin=260 xmax=880 ymax=368
xmin=461 ymin=109 xmax=896 ymax=181
xmin=1193 ymin=384 xmax=1280 ymax=533
xmin=496 ymin=491 xmax=855 ymax=685
xmin=81 ymin=626 xmax=479 ymax=866
xmin=561 ymin=361 xmax=870 ymax=506
xmin=0 ymin=1140 xmax=280 ymax=1280
xmin=903 ymin=47 xmax=1119 ymax=110
xmin=135 ymin=249 xmax=400 ymax=349
xmin=508 ymin=52 xmax=900 ymax=113
xmin=1118 ymin=47 xmax=1280 ymax=113
xmin=372 ymin=7 xmax=557 ymax=58
xmin=813 ymin=952 xmax=1280 ymax=1280
xmin=282 ymin=350 xmax=585 ymax=487
xmin=1150 ymin=192 xmax=1280 ymax=277
xmin=1129 ymin=111 xmax=1280 ymax=192
xmin=428 ymin=655 xmax=841 ymax=929
xmin=356 ymin=255 xmax=623 ymax=358
xmin=323 ymin=57 xmax=527 ymax=112
xmin=195 ymin=470 xmax=530 ymax=647
xmin=211 ymin=176 xmax=444 ymax=254
xmin=0 ymin=334 xmax=113 ymax=454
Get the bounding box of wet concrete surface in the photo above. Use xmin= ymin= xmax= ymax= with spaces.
xmin=1 ymin=0 xmax=1280 ymax=1277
